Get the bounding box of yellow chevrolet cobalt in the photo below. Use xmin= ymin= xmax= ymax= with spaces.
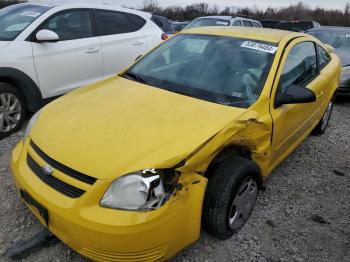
xmin=11 ymin=27 xmax=340 ymax=261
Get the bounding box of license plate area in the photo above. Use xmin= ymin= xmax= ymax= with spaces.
xmin=20 ymin=189 xmax=49 ymax=226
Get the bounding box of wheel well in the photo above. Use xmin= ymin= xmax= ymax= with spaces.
xmin=0 ymin=68 xmax=43 ymax=112
xmin=205 ymin=145 xmax=263 ymax=187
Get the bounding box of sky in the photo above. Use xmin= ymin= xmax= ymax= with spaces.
xmin=90 ymin=0 xmax=349 ymax=11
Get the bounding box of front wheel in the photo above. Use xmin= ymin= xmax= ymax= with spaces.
xmin=0 ymin=83 xmax=26 ymax=139
xmin=312 ymin=96 xmax=335 ymax=136
xmin=202 ymin=156 xmax=260 ymax=240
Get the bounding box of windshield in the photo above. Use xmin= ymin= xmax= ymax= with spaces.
xmin=308 ymin=31 xmax=350 ymax=50
xmin=123 ymin=34 xmax=276 ymax=108
xmin=185 ymin=18 xmax=230 ymax=30
xmin=278 ymin=21 xmax=314 ymax=31
xmin=0 ymin=4 xmax=50 ymax=41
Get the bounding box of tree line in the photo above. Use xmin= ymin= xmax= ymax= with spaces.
xmin=141 ymin=0 xmax=350 ymax=26
xmin=1 ymin=0 xmax=350 ymax=27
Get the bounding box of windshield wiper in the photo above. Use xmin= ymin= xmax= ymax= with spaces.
xmin=122 ymin=72 xmax=148 ymax=84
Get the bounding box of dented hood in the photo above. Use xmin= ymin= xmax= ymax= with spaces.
xmin=31 ymin=77 xmax=245 ymax=180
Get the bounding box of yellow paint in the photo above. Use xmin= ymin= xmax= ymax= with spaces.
xmin=11 ymin=27 xmax=341 ymax=261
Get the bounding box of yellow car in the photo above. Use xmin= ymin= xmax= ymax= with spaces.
xmin=11 ymin=27 xmax=340 ymax=261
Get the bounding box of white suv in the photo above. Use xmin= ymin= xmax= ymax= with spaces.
xmin=0 ymin=1 xmax=164 ymax=138
xmin=184 ymin=15 xmax=262 ymax=30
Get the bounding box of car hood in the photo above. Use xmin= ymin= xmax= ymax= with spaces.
xmin=0 ymin=41 xmax=10 ymax=49
xmin=30 ymin=76 xmax=245 ymax=180
xmin=335 ymin=47 xmax=350 ymax=67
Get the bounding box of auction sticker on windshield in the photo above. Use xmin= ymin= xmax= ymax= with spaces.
xmin=20 ymin=11 xmax=41 ymax=18
xmin=241 ymin=41 xmax=278 ymax=54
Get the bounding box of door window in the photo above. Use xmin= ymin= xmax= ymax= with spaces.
xmin=233 ymin=20 xmax=242 ymax=26
xmin=253 ymin=22 xmax=261 ymax=27
xmin=41 ymin=10 xmax=93 ymax=41
xmin=242 ymin=20 xmax=253 ymax=27
xmin=95 ymin=11 xmax=145 ymax=36
xmin=318 ymin=45 xmax=331 ymax=69
xmin=278 ymin=41 xmax=317 ymax=93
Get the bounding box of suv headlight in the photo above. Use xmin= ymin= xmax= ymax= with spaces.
xmin=100 ymin=169 xmax=179 ymax=211
xmin=23 ymin=109 xmax=42 ymax=139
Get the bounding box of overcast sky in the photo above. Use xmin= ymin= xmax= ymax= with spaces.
xmin=88 ymin=0 xmax=348 ymax=11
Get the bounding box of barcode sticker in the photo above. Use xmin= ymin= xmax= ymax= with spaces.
xmin=241 ymin=41 xmax=278 ymax=54
xmin=20 ymin=11 xmax=41 ymax=18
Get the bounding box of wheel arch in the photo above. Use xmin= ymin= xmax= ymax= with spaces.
xmin=0 ymin=67 xmax=43 ymax=112
xmin=204 ymin=145 xmax=263 ymax=187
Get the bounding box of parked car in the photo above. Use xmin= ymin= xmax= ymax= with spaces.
xmin=278 ymin=20 xmax=321 ymax=32
xmin=151 ymin=14 xmax=176 ymax=37
xmin=171 ymin=21 xmax=190 ymax=32
xmin=184 ymin=15 xmax=262 ymax=30
xmin=0 ymin=2 xmax=164 ymax=138
xmin=306 ymin=27 xmax=350 ymax=95
xmin=260 ymin=19 xmax=286 ymax=29
xmin=12 ymin=27 xmax=341 ymax=261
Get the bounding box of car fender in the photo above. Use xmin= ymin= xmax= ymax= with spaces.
xmin=0 ymin=67 xmax=43 ymax=112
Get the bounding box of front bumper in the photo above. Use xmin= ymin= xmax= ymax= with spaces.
xmin=11 ymin=140 xmax=207 ymax=261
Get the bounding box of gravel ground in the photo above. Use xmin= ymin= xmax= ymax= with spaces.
xmin=0 ymin=100 xmax=349 ymax=262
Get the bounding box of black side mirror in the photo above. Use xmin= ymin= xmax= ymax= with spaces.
xmin=275 ymin=84 xmax=316 ymax=108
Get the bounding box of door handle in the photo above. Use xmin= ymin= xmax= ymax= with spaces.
xmin=85 ymin=48 xmax=100 ymax=54
xmin=132 ymin=41 xmax=144 ymax=46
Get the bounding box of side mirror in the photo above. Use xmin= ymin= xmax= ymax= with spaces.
xmin=275 ymin=84 xmax=316 ymax=108
xmin=36 ymin=29 xmax=59 ymax=43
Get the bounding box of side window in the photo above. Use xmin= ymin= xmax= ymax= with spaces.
xmin=233 ymin=20 xmax=242 ymax=26
xmin=253 ymin=22 xmax=261 ymax=27
xmin=95 ymin=11 xmax=139 ymax=36
xmin=41 ymin=10 xmax=93 ymax=41
xmin=242 ymin=20 xmax=253 ymax=27
xmin=318 ymin=45 xmax=331 ymax=69
xmin=127 ymin=13 xmax=146 ymax=30
xmin=279 ymin=41 xmax=317 ymax=93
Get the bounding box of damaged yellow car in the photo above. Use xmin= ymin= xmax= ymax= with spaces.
xmin=11 ymin=27 xmax=340 ymax=261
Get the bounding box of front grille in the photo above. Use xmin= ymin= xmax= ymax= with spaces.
xmin=27 ymin=154 xmax=85 ymax=198
xmin=30 ymin=140 xmax=96 ymax=185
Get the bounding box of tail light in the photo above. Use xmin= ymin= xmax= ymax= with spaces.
xmin=161 ymin=33 xmax=168 ymax=40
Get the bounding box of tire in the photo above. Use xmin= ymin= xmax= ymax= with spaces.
xmin=202 ymin=156 xmax=260 ymax=240
xmin=312 ymin=95 xmax=335 ymax=136
xmin=0 ymin=83 xmax=27 ymax=139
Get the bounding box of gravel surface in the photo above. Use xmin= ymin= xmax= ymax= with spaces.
xmin=0 ymin=101 xmax=349 ymax=262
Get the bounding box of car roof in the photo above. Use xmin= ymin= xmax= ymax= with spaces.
xmin=181 ymin=26 xmax=304 ymax=43
xmin=307 ymin=26 xmax=350 ymax=32
xmin=26 ymin=0 xmax=151 ymax=17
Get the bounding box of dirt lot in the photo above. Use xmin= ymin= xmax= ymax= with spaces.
xmin=0 ymin=100 xmax=349 ymax=262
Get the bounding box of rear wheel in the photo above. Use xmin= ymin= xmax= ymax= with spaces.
xmin=312 ymin=96 xmax=334 ymax=136
xmin=202 ymin=156 xmax=260 ymax=240
xmin=0 ymin=83 xmax=26 ymax=139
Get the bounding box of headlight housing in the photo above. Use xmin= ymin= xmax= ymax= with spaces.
xmin=23 ymin=109 xmax=42 ymax=139
xmin=100 ymin=169 xmax=179 ymax=211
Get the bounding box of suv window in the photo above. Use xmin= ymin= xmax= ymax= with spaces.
xmin=242 ymin=20 xmax=253 ymax=27
xmin=95 ymin=10 xmax=142 ymax=36
xmin=41 ymin=10 xmax=93 ymax=41
xmin=233 ymin=20 xmax=242 ymax=26
xmin=318 ymin=45 xmax=331 ymax=69
xmin=253 ymin=22 xmax=261 ymax=27
xmin=279 ymin=41 xmax=317 ymax=93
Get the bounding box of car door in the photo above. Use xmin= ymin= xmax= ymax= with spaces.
xmin=94 ymin=10 xmax=147 ymax=79
xmin=269 ymin=39 xmax=325 ymax=167
xmin=31 ymin=9 xmax=102 ymax=98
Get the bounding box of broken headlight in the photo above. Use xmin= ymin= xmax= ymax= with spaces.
xmin=100 ymin=168 xmax=179 ymax=211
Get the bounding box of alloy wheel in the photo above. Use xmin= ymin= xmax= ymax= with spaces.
xmin=0 ymin=93 xmax=22 ymax=133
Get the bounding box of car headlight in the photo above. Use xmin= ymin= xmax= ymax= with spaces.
xmin=100 ymin=168 xmax=180 ymax=211
xmin=23 ymin=109 xmax=42 ymax=139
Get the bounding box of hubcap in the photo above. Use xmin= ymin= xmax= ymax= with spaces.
xmin=228 ymin=176 xmax=258 ymax=231
xmin=321 ymin=100 xmax=333 ymax=130
xmin=0 ymin=93 xmax=22 ymax=133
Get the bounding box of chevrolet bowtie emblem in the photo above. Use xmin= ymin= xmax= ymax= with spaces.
xmin=41 ymin=164 xmax=54 ymax=175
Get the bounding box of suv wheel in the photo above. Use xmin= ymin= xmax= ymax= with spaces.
xmin=0 ymin=83 xmax=26 ymax=139
xmin=203 ymin=156 xmax=260 ymax=240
